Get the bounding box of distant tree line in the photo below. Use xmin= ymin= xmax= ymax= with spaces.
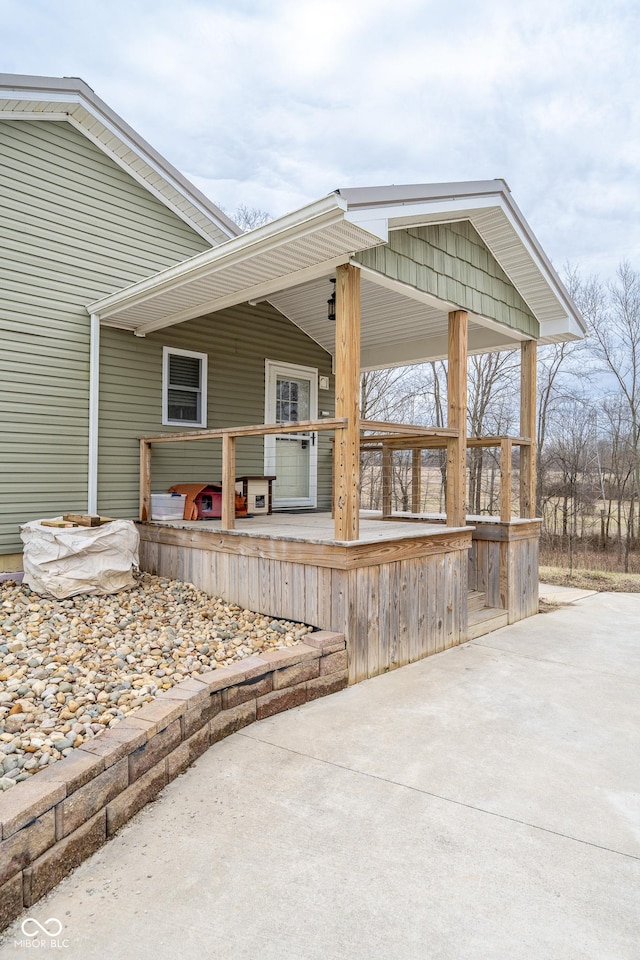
xmin=359 ymin=262 xmax=640 ymax=572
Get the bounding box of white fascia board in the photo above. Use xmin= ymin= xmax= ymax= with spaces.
xmin=64 ymin=114 xmax=220 ymax=246
xmin=538 ymin=314 xmax=585 ymax=341
xmin=343 ymin=212 xmax=388 ymax=243
xmin=346 ymin=194 xmax=502 ymax=228
xmin=65 ymin=109 xmax=233 ymax=245
xmin=0 ymin=112 xmax=70 ymax=121
xmin=469 ymin=312 xmax=530 ymax=342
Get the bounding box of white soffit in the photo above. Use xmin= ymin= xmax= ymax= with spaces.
xmin=88 ymin=195 xmax=387 ymax=334
xmin=0 ymin=74 xmax=238 ymax=246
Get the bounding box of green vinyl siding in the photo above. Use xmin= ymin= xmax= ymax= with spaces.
xmin=355 ymin=221 xmax=539 ymax=338
xmin=97 ymin=303 xmax=335 ymax=517
xmin=0 ymin=119 xmax=211 ymax=554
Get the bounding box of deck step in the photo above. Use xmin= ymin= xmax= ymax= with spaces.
xmin=467 ymin=606 xmax=509 ymax=640
xmin=467 ymin=590 xmax=487 ymax=613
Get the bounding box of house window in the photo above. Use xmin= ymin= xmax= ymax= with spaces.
xmin=162 ymin=347 xmax=207 ymax=427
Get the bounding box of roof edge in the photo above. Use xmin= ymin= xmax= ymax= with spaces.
xmin=88 ymin=192 xmax=367 ymax=320
xmin=0 ymin=72 xmax=241 ymax=241
xmin=337 ymin=180 xmax=586 ymax=338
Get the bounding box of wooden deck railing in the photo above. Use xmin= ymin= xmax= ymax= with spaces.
xmin=360 ymin=433 xmax=534 ymax=523
xmin=139 ymin=418 xmax=347 ymax=528
xmin=139 ymin=419 xmax=534 ymax=534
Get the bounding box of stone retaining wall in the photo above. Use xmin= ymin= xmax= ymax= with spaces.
xmin=0 ymin=631 xmax=347 ymax=930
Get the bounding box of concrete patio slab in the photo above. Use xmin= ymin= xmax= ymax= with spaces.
xmin=538 ymin=581 xmax=598 ymax=604
xmin=1 ymin=592 xmax=638 ymax=959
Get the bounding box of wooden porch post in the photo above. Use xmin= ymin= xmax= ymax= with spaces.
xmin=520 ymin=340 xmax=537 ymax=518
xmin=334 ymin=263 xmax=361 ymax=540
xmin=221 ymin=433 xmax=236 ymax=530
xmin=381 ymin=444 xmax=392 ymax=518
xmin=139 ymin=440 xmax=152 ymax=521
xmin=411 ymin=448 xmax=422 ymax=513
xmin=446 ymin=310 xmax=468 ymax=527
xmin=500 ymin=438 xmax=513 ymax=522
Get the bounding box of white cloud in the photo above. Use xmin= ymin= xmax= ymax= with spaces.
xmin=2 ymin=0 xmax=639 ymax=276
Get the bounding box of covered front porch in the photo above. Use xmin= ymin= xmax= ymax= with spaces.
xmin=88 ymin=182 xmax=583 ymax=683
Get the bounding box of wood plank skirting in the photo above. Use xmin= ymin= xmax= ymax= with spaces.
xmin=138 ymin=524 xmax=473 ymax=684
xmin=468 ymin=519 xmax=540 ymax=623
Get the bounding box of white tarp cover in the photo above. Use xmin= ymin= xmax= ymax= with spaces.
xmin=20 ymin=519 xmax=139 ymax=599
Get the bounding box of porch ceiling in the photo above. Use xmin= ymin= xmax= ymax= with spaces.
xmin=269 ymin=271 xmax=529 ymax=370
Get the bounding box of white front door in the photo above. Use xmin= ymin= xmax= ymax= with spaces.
xmin=265 ymin=360 xmax=318 ymax=508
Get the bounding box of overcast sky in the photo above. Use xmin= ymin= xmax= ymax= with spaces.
xmin=2 ymin=0 xmax=639 ymax=280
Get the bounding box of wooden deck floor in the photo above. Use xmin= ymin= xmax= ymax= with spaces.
xmin=145 ymin=510 xmax=470 ymax=545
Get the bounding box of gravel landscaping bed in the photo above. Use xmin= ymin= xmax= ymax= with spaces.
xmin=0 ymin=572 xmax=310 ymax=792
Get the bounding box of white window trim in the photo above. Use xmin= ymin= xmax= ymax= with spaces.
xmin=162 ymin=346 xmax=208 ymax=428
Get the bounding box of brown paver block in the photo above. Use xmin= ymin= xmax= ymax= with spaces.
xmin=55 ymin=758 xmax=129 ymax=839
xmin=302 ymin=631 xmax=345 ymax=652
xmin=23 ymin=811 xmax=106 ymax=907
xmin=197 ymin=665 xmax=244 ymax=692
xmin=0 ymin=811 xmax=55 ymax=887
xmin=320 ymin=650 xmax=348 ymax=675
xmin=120 ymin=716 xmax=155 ymax=741
xmin=106 ymin=764 xmax=167 ymax=837
xmin=237 ymin=655 xmax=272 ymax=682
xmin=128 ymin=718 xmax=182 ymax=783
xmin=131 ymin=698 xmax=185 ymax=734
xmin=256 ymin=685 xmax=307 ymax=720
xmin=0 ymin=873 xmax=24 ymax=931
xmin=273 ymin=660 xmax=320 ymax=690
xmin=258 ymin=644 xmax=318 ymax=668
xmin=156 ymin=677 xmax=210 ymax=711
xmin=165 ymin=742 xmax=191 ymax=781
xmin=182 ymin=691 xmax=222 ymax=739
xmin=210 ymin=701 xmax=256 ymax=743
xmin=78 ymin=723 xmax=148 ymax=767
xmin=0 ymin=778 xmax=65 ymax=840
xmin=166 ymin=725 xmax=210 ymax=781
xmin=306 ymin=670 xmax=348 ymax=701
xmin=34 ymin=750 xmax=105 ymax=794
xmin=223 ymin=675 xmax=272 ymax=709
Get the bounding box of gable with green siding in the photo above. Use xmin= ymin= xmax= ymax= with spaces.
xmin=355 ymin=221 xmax=539 ymax=338
xmin=0 ymin=119 xmax=212 ymax=557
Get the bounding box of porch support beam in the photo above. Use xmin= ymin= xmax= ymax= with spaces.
xmin=334 ymin=263 xmax=361 ymax=540
xmin=446 ymin=310 xmax=468 ymax=527
xmin=500 ymin=438 xmax=513 ymax=522
xmin=139 ymin=440 xmax=152 ymax=521
xmin=221 ymin=434 xmax=236 ymax=530
xmin=381 ymin=445 xmax=392 ymax=518
xmin=411 ymin=448 xmax=422 ymax=513
xmin=520 ymin=340 xmax=537 ymax=518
